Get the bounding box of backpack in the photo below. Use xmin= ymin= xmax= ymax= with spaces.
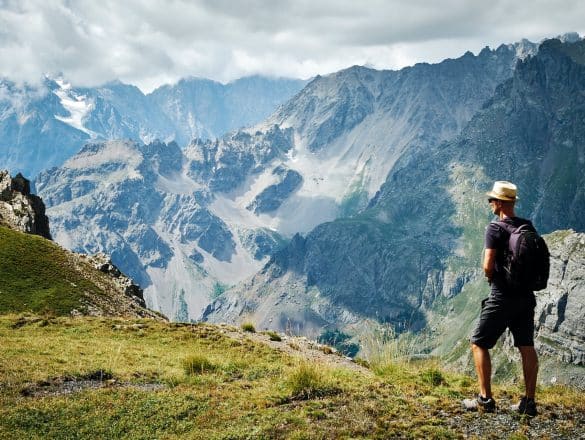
xmin=495 ymin=220 xmax=550 ymax=292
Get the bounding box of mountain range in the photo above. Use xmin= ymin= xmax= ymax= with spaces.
xmin=0 ymin=75 xmax=306 ymax=178
xmin=35 ymin=38 xmax=540 ymax=320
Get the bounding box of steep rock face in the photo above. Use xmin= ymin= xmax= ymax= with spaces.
xmin=534 ymin=231 xmax=585 ymax=366
xmin=263 ymin=43 xmax=529 ymax=202
xmin=451 ymin=38 xmax=585 ymax=234
xmin=0 ymin=170 xmax=51 ymax=239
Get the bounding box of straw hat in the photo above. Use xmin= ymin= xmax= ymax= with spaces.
xmin=486 ymin=181 xmax=518 ymax=201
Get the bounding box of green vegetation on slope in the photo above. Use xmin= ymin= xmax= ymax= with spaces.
xmin=0 ymin=226 xmax=107 ymax=315
xmin=0 ymin=227 xmax=117 ymax=315
xmin=1 ymin=315 xmax=583 ymax=439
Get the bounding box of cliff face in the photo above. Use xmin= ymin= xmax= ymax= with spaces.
xmin=0 ymin=170 xmax=51 ymax=239
xmin=493 ymin=230 xmax=585 ymax=388
xmin=534 ymin=231 xmax=585 ymax=366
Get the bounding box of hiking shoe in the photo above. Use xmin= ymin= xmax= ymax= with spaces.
xmin=511 ymin=396 xmax=538 ymax=417
xmin=462 ymin=395 xmax=496 ymax=413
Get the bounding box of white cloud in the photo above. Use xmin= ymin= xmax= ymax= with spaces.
xmin=0 ymin=0 xmax=583 ymax=92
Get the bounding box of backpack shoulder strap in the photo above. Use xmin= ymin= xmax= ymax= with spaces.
xmin=493 ymin=220 xmax=516 ymax=235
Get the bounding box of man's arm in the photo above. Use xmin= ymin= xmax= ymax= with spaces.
xmin=483 ymin=248 xmax=497 ymax=283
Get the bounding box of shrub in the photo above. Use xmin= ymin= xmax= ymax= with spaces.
xmin=241 ymin=322 xmax=256 ymax=333
xmin=182 ymin=355 xmax=216 ymax=376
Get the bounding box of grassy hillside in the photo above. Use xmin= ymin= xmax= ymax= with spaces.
xmin=0 ymin=226 xmax=160 ymax=318
xmin=0 ymin=226 xmax=100 ymax=315
xmin=1 ymin=314 xmax=583 ymax=439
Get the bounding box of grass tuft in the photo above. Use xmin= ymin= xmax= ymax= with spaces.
xmin=286 ymin=362 xmax=340 ymax=400
xmin=420 ymin=368 xmax=446 ymax=387
xmin=182 ymin=355 xmax=216 ymax=376
xmin=241 ymin=322 xmax=256 ymax=333
xmin=264 ymin=330 xmax=282 ymax=341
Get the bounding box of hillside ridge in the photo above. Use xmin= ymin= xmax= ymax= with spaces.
xmin=0 ymin=170 xmax=163 ymax=320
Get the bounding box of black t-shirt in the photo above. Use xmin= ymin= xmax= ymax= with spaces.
xmin=485 ymin=216 xmax=534 ymax=296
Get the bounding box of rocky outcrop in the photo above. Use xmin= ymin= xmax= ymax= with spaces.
xmin=534 ymin=230 xmax=585 ymax=366
xmin=185 ymin=125 xmax=295 ymax=193
xmin=237 ymin=228 xmax=286 ymax=260
xmin=0 ymin=170 xmax=51 ymax=239
xmin=86 ymin=252 xmax=147 ymax=309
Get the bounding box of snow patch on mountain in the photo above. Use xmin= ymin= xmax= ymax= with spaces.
xmin=53 ymin=78 xmax=96 ymax=137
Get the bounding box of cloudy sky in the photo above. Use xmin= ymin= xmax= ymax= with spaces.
xmin=1 ymin=0 xmax=583 ymax=92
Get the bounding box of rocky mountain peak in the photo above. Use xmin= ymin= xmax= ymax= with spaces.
xmin=0 ymin=170 xmax=51 ymax=239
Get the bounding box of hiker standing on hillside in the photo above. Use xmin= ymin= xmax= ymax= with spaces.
xmin=464 ymin=181 xmax=543 ymax=417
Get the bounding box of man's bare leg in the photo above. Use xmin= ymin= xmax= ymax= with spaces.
xmin=472 ymin=343 xmax=492 ymax=398
xmin=518 ymin=346 xmax=538 ymax=398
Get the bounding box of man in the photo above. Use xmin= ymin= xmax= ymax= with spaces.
xmin=464 ymin=181 xmax=539 ymax=416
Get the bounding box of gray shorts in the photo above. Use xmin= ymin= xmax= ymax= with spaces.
xmin=470 ymin=293 xmax=536 ymax=349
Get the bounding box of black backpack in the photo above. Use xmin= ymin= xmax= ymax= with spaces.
xmin=496 ymin=220 xmax=550 ymax=291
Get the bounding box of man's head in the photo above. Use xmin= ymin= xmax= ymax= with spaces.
xmin=486 ymin=181 xmax=517 ymax=217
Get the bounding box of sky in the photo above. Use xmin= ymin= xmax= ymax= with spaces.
xmin=1 ymin=0 xmax=584 ymax=93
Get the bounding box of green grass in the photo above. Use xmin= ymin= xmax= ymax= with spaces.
xmin=0 ymin=226 xmax=108 ymax=315
xmin=0 ymin=314 xmax=583 ymax=439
